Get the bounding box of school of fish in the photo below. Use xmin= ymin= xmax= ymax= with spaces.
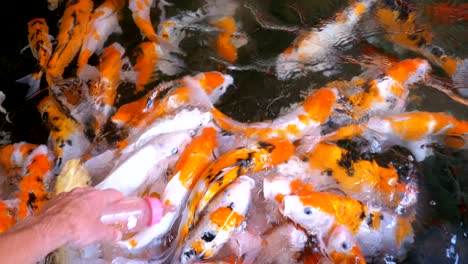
xmin=0 ymin=0 xmax=467 ymax=263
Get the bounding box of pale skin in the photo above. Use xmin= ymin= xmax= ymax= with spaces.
xmin=0 ymin=187 xmax=124 ymax=264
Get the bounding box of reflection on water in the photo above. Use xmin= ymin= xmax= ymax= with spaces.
xmin=0 ymin=0 xmax=466 ymax=263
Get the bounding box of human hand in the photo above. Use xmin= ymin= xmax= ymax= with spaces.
xmin=35 ymin=187 xmax=124 ymax=248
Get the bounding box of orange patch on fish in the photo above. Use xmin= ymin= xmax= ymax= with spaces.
xmin=0 ymin=201 xmax=15 ymax=233
xmin=211 ymin=17 xmax=238 ymax=62
xmin=395 ymin=216 xmax=413 ymax=247
xmin=209 ymin=207 xmax=244 ymax=230
xmin=303 ymin=88 xmax=337 ymax=123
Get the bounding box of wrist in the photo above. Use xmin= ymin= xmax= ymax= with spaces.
xmin=32 ymin=214 xmax=71 ymax=251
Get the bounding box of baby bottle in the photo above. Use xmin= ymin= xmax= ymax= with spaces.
xmin=100 ymin=197 xmax=164 ymax=234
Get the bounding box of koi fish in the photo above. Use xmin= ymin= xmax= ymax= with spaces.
xmin=88 ymin=42 xmax=126 ymax=120
xmin=180 ymin=175 xmax=255 ymax=263
xmin=128 ymin=0 xmax=177 ymax=51
xmin=46 ymin=0 xmax=93 ymax=81
xmin=212 ymin=88 xmax=338 ymax=141
xmin=95 ymin=131 xmax=193 ymax=196
xmin=77 ymin=0 xmax=126 ymax=79
xmin=0 ymin=200 xmax=16 ymax=233
xmin=38 ymin=96 xmax=90 ymax=173
xmin=374 ymin=0 xmax=466 ymax=79
xmin=118 ymin=127 xmax=217 ymax=249
xmin=17 ymin=18 xmax=53 ymax=98
xmin=16 ymin=145 xmax=54 ymax=219
xmin=130 ymin=41 xmax=184 ymax=94
xmin=282 ymin=192 xmax=415 ymax=260
xmin=324 ymin=111 xmax=468 ymax=161
xmin=275 ymin=0 xmax=377 ymax=79
xmin=325 ymin=225 xmax=366 ymax=264
xmin=343 ymin=58 xmax=430 ymax=120
xmin=110 ymin=72 xmax=232 ymax=150
xmin=178 ymin=138 xmax=295 ymax=242
xmin=210 ymin=16 xmax=247 ymax=63
xmin=0 ymin=142 xmax=39 ymax=177
xmin=304 ymin=139 xmax=417 ymax=210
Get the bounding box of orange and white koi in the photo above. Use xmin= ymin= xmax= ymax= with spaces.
xmin=130 ymin=41 xmax=184 ymax=94
xmin=210 ymin=16 xmax=247 ymax=63
xmin=38 ymin=96 xmax=90 ymax=173
xmin=342 ymin=58 xmax=430 ymax=120
xmin=282 ymin=192 xmax=414 ymax=260
xmin=118 ymin=127 xmax=217 ymax=249
xmin=374 ymin=0 xmax=466 ymax=79
xmin=128 ymin=0 xmax=176 ymax=51
xmin=110 ymin=72 xmax=232 ymax=150
xmin=275 ymin=0 xmax=377 ymax=79
xmin=46 ymin=0 xmax=93 ymax=81
xmin=364 ymin=111 xmax=468 ymax=161
xmin=304 ymin=139 xmax=417 ymax=210
xmin=0 ymin=142 xmax=39 ymax=177
xmin=77 ymin=0 xmax=126 ymax=79
xmin=17 ymin=18 xmax=53 ymax=98
xmin=88 ymin=42 xmax=126 ymax=119
xmin=16 ymin=145 xmax=54 ymax=219
xmin=212 ymin=88 xmax=338 ymax=141
xmin=178 ymin=138 xmax=295 ymax=241
xmin=180 ymin=176 xmax=255 ymax=263
xmin=95 ymin=131 xmax=193 ymax=196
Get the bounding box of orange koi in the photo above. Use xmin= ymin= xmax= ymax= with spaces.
xmin=16 ymin=146 xmax=53 ymax=219
xmin=128 ymin=0 xmax=176 ymax=51
xmin=38 ymin=96 xmax=89 ymax=173
xmin=375 ymin=0 xmax=465 ymax=78
xmin=132 ymin=41 xmax=161 ymax=93
xmin=212 ymin=88 xmax=338 ymax=141
xmin=77 ymin=0 xmax=125 ymax=78
xmin=179 ymin=138 xmax=295 ymax=240
xmin=282 ymin=192 xmax=414 ymax=260
xmin=180 ymin=176 xmax=255 ymax=263
xmin=344 ymin=58 xmax=430 ymax=119
xmin=304 ymin=140 xmax=416 ymax=209
xmin=0 ymin=142 xmax=39 ymax=177
xmin=119 ymin=127 xmax=217 ymax=249
xmin=111 ymin=72 xmax=232 ymax=149
xmin=275 ymin=0 xmax=377 ymax=79
xmin=17 ymin=18 xmax=53 ymax=98
xmin=88 ymin=42 xmax=126 ymax=118
xmin=46 ymin=0 xmax=93 ymax=81
xmin=210 ymin=16 xmax=246 ymax=63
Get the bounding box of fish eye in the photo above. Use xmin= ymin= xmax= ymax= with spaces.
xmin=341 ymin=242 xmax=351 ymax=251
xmin=304 ymin=207 xmax=312 ymax=215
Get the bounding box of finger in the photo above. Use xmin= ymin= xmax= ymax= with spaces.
xmin=97 ymin=188 xmax=125 ymax=205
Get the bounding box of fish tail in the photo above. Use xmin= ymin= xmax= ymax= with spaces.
xmin=16 ymin=71 xmax=43 ymax=99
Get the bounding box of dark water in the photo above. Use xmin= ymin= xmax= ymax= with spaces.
xmin=0 ymin=0 xmax=467 ymax=263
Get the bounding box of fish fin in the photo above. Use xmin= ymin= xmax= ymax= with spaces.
xmin=183 ymin=75 xmax=214 ymax=109
xmin=77 ymin=64 xmax=100 ymax=82
xmin=157 ymin=53 xmax=186 ymax=76
xmin=452 ymin=59 xmax=468 ymax=91
xmin=20 ymin=44 xmax=31 ymax=54
xmin=16 ymin=72 xmax=42 ymax=99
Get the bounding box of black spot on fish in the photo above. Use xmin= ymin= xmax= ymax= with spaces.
xmin=227 ymin=202 xmax=234 ymax=210
xmin=301 ymin=156 xmax=309 ymax=162
xmin=183 ymin=249 xmax=197 ymax=259
xmin=28 ymin=192 xmax=38 ymax=211
xmin=429 ymin=45 xmax=444 ymax=57
xmin=324 ymin=169 xmax=333 ymax=177
xmin=36 ymin=177 xmax=42 ymax=182
xmin=417 ymin=37 xmax=427 ymax=48
xmin=380 ymin=214 xmax=384 ymax=220
xmin=367 ymin=213 xmax=374 ymax=227
xmin=359 ymin=211 xmax=366 ymax=220
xmin=258 ymin=141 xmax=275 ymax=152
xmin=408 ymin=34 xmax=418 ymax=41
xmin=66 ymin=140 xmax=72 ymax=146
xmin=201 ymin=231 xmax=216 ymax=242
